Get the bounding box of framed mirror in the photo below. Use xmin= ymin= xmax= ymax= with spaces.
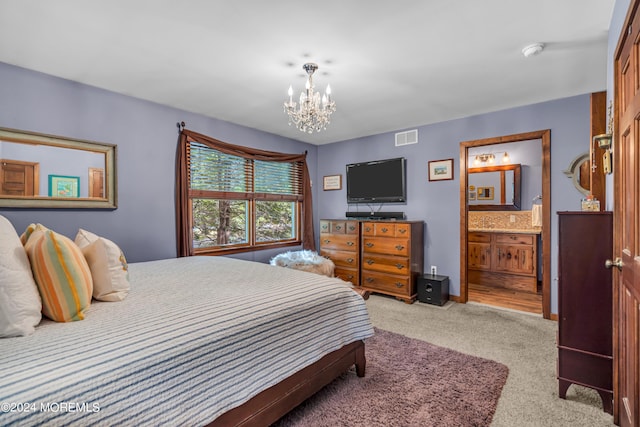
xmin=468 ymin=163 xmax=521 ymax=211
xmin=562 ymin=153 xmax=590 ymax=196
xmin=0 ymin=127 xmax=117 ymax=209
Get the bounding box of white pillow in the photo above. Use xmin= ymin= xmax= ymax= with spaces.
xmin=75 ymin=229 xmax=129 ymax=302
xmin=0 ymin=215 xmax=42 ymax=337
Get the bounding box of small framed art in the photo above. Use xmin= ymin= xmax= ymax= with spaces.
xmin=477 ymin=186 xmax=494 ymax=200
xmin=48 ymin=175 xmax=80 ymax=198
xmin=323 ymin=174 xmax=342 ymax=191
xmin=428 ymin=159 xmax=454 ymax=181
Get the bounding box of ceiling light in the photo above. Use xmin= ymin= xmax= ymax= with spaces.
xmin=522 ymin=43 xmax=544 ymax=58
xmin=284 ymin=63 xmax=336 ymax=134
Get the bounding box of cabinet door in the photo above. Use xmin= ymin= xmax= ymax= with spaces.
xmin=493 ymin=243 xmax=535 ymax=275
xmin=468 ymin=242 xmax=491 ymax=270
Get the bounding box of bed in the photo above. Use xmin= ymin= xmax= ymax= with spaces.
xmin=0 ymin=255 xmax=374 ymax=426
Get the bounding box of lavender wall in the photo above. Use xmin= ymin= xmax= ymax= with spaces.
xmin=0 ymin=62 xmax=595 ymax=314
xmin=0 ymin=62 xmax=317 ymax=264
xmin=317 ymin=95 xmax=592 ymax=314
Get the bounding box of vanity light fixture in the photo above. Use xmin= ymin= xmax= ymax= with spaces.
xmin=473 ymin=153 xmax=495 ymax=166
xmin=473 ymin=152 xmax=510 ymax=166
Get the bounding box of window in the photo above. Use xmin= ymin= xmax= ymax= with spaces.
xmin=186 ymin=142 xmax=303 ymax=253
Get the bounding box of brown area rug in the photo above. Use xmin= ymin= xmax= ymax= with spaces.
xmin=273 ymin=328 xmax=509 ymax=427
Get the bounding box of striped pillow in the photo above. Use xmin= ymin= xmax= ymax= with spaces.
xmin=24 ymin=229 xmax=93 ymax=322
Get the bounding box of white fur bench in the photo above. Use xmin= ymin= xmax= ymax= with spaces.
xmin=270 ymin=250 xmax=369 ymax=300
xmin=269 ymin=250 xmax=335 ymax=277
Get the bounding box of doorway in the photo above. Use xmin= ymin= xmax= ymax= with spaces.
xmin=459 ymin=130 xmax=551 ymax=319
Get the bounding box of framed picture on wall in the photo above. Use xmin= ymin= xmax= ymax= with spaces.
xmin=477 ymin=186 xmax=494 ymax=200
xmin=428 ymin=158 xmax=454 ymax=181
xmin=323 ymin=174 xmax=342 ymax=190
xmin=48 ymin=175 xmax=80 ymax=198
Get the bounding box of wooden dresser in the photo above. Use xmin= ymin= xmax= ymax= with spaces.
xmin=320 ymin=219 xmax=424 ymax=303
xmin=557 ymin=211 xmax=613 ymax=414
xmin=319 ymin=219 xmax=360 ymax=285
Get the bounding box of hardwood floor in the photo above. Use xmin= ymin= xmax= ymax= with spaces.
xmin=468 ymin=282 xmax=542 ymax=314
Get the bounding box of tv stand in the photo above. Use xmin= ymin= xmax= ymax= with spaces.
xmin=345 ymin=211 xmax=405 ymax=220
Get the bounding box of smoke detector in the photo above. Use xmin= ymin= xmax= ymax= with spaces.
xmin=522 ymin=43 xmax=545 ymax=58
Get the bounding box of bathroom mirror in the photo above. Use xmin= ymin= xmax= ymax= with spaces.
xmin=468 ymin=163 xmax=521 ymax=211
xmin=562 ymin=153 xmax=590 ymax=196
xmin=0 ymin=127 xmax=117 ymax=208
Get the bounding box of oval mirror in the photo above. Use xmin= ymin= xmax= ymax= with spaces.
xmin=0 ymin=127 xmax=117 ymax=209
xmin=562 ymin=153 xmax=590 ymax=196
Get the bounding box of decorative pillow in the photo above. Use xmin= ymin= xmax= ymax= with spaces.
xmin=25 ymin=228 xmax=93 ymax=322
xmin=75 ymin=229 xmax=129 ymax=302
xmin=0 ymin=216 xmax=42 ymax=337
xmin=20 ymin=223 xmax=48 ymax=245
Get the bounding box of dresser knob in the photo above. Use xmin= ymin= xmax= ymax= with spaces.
xmin=398 ymin=229 xmax=407 ymax=234
xmin=366 ymin=242 xmax=374 ymax=248
xmin=324 ymin=239 xmax=330 ymax=244
xmin=381 ymin=227 xmax=388 ymax=233
xmin=365 ymin=227 xmax=371 ymax=232
xmin=395 ymin=245 xmax=405 ymax=251
xmin=395 ymin=264 xmax=404 ymax=269
xmin=395 ymin=282 xmax=403 ymax=288
xmin=349 ymin=225 xmax=356 ymax=231
xmin=366 ymin=259 xmax=374 ymax=265
xmin=366 ymin=277 xmax=374 ymax=283
xmin=347 ymin=241 xmax=354 ymax=246
xmin=335 ymin=225 xmax=342 ymax=231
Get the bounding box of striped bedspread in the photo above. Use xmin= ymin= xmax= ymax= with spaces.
xmin=0 ymin=256 xmax=374 ymax=426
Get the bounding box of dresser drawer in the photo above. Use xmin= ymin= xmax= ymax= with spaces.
xmin=362 ymin=222 xmax=376 ymax=236
xmin=362 ymin=237 xmax=409 ymax=256
xmin=334 ymin=267 xmax=359 ymax=285
xmin=495 ymin=233 xmax=534 ymax=245
xmin=321 ymin=249 xmax=359 ymax=268
xmin=361 ymin=271 xmax=411 ymax=296
xmin=395 ymin=223 xmax=410 ymax=237
xmin=320 ymin=234 xmax=358 ymax=251
xmin=361 ymin=253 xmax=409 ymax=275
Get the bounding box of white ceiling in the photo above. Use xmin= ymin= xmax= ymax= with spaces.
xmin=0 ymin=0 xmax=615 ymax=145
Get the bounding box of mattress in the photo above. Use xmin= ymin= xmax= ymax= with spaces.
xmin=0 ymin=256 xmax=374 ymax=426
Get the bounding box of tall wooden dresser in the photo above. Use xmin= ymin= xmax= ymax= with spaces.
xmin=319 ymin=220 xmax=360 ymax=285
xmin=557 ymin=211 xmax=613 ymax=414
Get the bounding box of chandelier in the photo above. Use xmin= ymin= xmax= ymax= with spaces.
xmin=284 ymin=63 xmax=336 ymax=133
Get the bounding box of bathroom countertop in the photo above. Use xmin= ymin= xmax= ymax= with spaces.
xmin=468 ymin=228 xmax=542 ymax=234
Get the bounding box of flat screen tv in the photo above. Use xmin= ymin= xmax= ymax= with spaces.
xmin=346 ymin=157 xmax=406 ymax=203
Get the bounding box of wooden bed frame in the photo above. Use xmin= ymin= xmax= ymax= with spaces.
xmin=209 ymin=340 xmax=366 ymax=427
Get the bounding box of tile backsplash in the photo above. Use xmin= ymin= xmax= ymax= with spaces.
xmin=468 ymin=210 xmax=541 ymax=231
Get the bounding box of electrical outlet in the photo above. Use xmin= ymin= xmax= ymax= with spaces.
xmin=430 ymin=265 xmax=437 ymax=276
xmin=510 ymin=215 xmax=516 ymax=223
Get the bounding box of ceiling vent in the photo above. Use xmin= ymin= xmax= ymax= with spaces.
xmin=395 ymin=129 xmax=418 ymax=147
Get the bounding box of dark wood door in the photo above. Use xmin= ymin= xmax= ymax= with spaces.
xmin=614 ymin=3 xmax=640 ymax=425
xmin=0 ymin=159 xmax=38 ymax=196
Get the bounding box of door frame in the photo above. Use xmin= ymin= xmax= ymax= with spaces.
xmin=459 ymin=130 xmax=551 ymax=319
